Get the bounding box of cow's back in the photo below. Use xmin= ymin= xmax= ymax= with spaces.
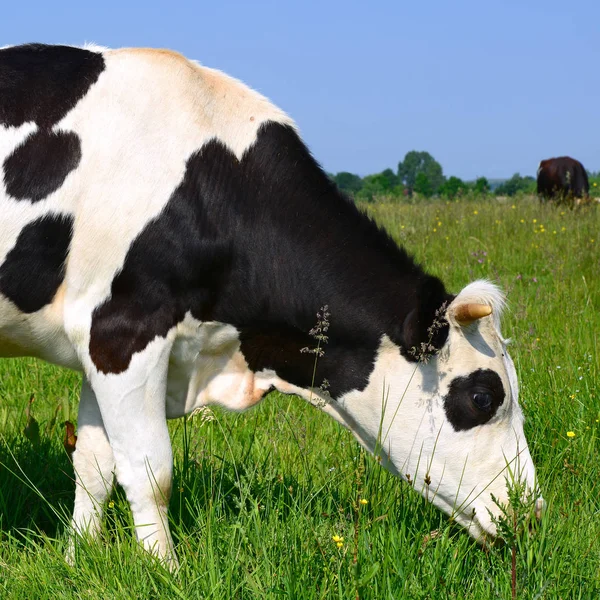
xmin=0 ymin=44 xmax=294 ymax=367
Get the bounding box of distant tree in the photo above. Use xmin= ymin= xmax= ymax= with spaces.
xmin=438 ymin=176 xmax=468 ymax=198
xmin=425 ymin=161 xmax=445 ymax=193
xmin=413 ymin=172 xmax=433 ymax=197
xmin=380 ymin=168 xmax=399 ymax=188
xmin=494 ymin=173 xmax=536 ymax=196
xmin=473 ymin=176 xmax=490 ymax=194
xmin=398 ymin=151 xmax=445 ymax=192
xmin=355 ymin=170 xmax=404 ymax=201
xmin=334 ymin=172 xmax=363 ymax=194
xmin=355 ymin=173 xmax=388 ymax=201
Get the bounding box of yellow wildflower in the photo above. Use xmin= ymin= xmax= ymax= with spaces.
xmin=332 ymin=535 xmax=344 ymax=543
xmin=567 ymin=431 xmax=575 ymax=438
xmin=473 ymin=210 xmax=478 ymax=215
xmin=108 ymin=501 xmax=115 ymax=508
xmin=336 ymin=542 xmax=344 ymax=548
xmin=360 ymin=498 xmax=369 ymax=505
xmin=511 ymin=205 xmax=516 ymax=209
xmin=533 ymin=219 xmax=537 ymax=223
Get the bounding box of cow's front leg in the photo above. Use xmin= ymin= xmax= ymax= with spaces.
xmin=67 ymin=377 xmax=115 ymax=563
xmin=85 ymin=337 xmax=177 ymax=568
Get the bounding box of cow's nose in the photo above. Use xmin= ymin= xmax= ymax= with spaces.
xmin=534 ymin=497 xmax=545 ymax=521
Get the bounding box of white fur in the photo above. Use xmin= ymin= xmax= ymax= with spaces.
xmin=66 ymin=378 xmax=115 ymax=564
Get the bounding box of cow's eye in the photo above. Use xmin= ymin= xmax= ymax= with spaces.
xmin=472 ymin=392 xmax=493 ymax=411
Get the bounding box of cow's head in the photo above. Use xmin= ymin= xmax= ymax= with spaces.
xmin=328 ymin=280 xmax=542 ymax=541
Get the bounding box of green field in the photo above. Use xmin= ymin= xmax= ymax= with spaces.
xmin=0 ymin=195 xmax=598 ymax=599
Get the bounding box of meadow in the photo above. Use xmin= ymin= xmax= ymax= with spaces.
xmin=0 ymin=194 xmax=598 ymax=599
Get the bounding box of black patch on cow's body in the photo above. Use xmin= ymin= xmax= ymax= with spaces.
xmin=537 ymin=156 xmax=589 ymax=202
xmin=0 ymin=214 xmax=73 ymax=313
xmin=443 ymin=369 xmax=505 ymax=431
xmin=90 ymin=123 xmax=452 ymax=395
xmin=0 ymin=44 xmax=104 ymax=206
xmin=4 ymin=130 xmax=82 ymax=202
xmin=0 ymin=44 xmax=105 ymax=128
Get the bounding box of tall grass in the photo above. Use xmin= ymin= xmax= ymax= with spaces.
xmin=0 ymin=195 xmax=598 ymax=599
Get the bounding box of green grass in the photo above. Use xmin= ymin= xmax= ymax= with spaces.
xmin=1 ymin=195 xmax=599 ymax=599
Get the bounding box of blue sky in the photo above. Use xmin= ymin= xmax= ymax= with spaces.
xmin=2 ymin=1 xmax=598 ymax=179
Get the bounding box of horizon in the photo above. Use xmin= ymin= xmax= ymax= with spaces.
xmin=2 ymin=1 xmax=598 ymax=180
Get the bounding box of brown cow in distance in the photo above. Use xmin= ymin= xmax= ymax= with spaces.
xmin=537 ymin=156 xmax=589 ymax=205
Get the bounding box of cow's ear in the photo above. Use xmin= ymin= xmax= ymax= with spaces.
xmin=400 ymin=286 xmax=453 ymax=359
xmin=401 ymin=307 xmax=422 ymax=353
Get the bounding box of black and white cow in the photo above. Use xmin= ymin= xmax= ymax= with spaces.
xmin=0 ymin=44 xmax=542 ymax=566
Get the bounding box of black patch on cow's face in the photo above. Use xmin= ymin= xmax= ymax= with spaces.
xmin=443 ymin=369 xmax=505 ymax=432
xmin=0 ymin=44 xmax=105 ymax=129
xmin=3 ymin=130 xmax=82 ymax=202
xmin=0 ymin=214 xmax=73 ymax=313
xmin=90 ymin=122 xmax=451 ymax=389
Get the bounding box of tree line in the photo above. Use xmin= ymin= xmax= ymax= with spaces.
xmin=330 ymin=150 xmax=536 ymax=201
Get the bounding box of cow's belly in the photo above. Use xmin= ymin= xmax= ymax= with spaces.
xmin=0 ymin=294 xmax=81 ymax=369
xmin=164 ymin=317 xmax=276 ymax=419
xmin=0 ymin=302 xmax=281 ymax=412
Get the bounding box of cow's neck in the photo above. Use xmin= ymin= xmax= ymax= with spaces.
xmin=192 ymin=122 xmax=452 ymax=399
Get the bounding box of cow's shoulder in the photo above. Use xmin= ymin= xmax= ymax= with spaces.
xmin=103 ymin=47 xmax=296 ymax=156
